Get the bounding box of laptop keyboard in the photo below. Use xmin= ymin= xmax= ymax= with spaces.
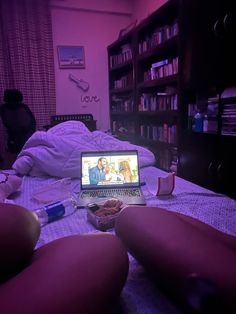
xmin=81 ymin=188 xmax=141 ymax=198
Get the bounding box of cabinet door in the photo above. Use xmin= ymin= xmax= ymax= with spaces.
xmin=180 ymin=0 xmax=220 ymax=89
xmin=178 ymin=133 xmax=219 ymax=191
xmin=180 ymin=0 xmax=236 ymax=89
xmin=214 ymin=0 xmax=236 ymax=88
xmin=217 ymin=136 xmax=236 ymax=199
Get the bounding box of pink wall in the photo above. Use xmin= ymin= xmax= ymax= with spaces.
xmin=51 ymin=0 xmax=167 ymax=131
xmin=133 ymin=0 xmax=168 ymax=23
xmin=51 ymin=0 xmax=133 ymax=131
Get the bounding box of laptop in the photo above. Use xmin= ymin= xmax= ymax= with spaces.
xmin=77 ymin=150 xmax=146 ymax=207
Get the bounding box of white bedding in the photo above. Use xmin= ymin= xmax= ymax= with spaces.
xmin=12 ymin=121 xmax=155 ymax=178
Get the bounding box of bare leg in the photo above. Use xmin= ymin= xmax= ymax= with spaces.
xmin=115 ymin=206 xmax=236 ymax=311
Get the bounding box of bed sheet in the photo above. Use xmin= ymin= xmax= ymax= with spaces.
xmin=9 ymin=166 xmax=236 ymax=314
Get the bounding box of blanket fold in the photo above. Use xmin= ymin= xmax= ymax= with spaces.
xmin=13 ymin=121 xmax=155 ymax=178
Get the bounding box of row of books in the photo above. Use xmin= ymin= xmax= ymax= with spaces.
xmin=112 ymin=120 xmax=135 ymax=134
xmin=113 ymin=72 xmax=133 ymax=89
xmin=138 ymin=92 xmax=177 ymax=111
xmin=221 ymin=103 xmax=236 ymax=136
xmin=110 ymin=43 xmax=132 ymax=68
xmin=140 ymin=123 xmax=177 ymax=144
xmin=138 ymin=20 xmax=178 ymax=55
xmin=111 ymin=97 xmax=134 ymax=113
xmin=157 ymin=148 xmax=177 ymax=172
xmin=144 ymin=57 xmax=178 ymax=81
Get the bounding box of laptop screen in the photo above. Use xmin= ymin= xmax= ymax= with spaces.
xmin=81 ymin=150 xmax=140 ymax=189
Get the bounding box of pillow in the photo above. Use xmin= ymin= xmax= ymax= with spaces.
xmin=0 ymin=203 xmax=40 ymax=282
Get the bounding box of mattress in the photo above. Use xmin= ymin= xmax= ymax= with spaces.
xmin=9 ymin=166 xmax=236 ymax=314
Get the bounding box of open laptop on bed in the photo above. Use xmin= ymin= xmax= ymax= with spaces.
xmin=77 ymin=150 xmax=146 ymax=207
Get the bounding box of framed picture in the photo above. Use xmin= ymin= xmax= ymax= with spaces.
xmin=57 ymin=46 xmax=85 ymax=69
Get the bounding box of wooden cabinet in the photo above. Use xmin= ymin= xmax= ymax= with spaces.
xmin=107 ymin=0 xmax=236 ymax=198
xmin=218 ymin=136 xmax=236 ymax=198
xmin=178 ymin=0 xmax=236 ymax=199
xmin=179 ymin=133 xmax=236 ymax=199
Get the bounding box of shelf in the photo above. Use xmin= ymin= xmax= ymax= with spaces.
xmin=110 ymin=86 xmax=134 ymax=94
xmin=137 ymin=110 xmax=178 ymax=117
xmin=138 ymin=137 xmax=177 ymax=149
xmin=115 ymin=132 xmax=177 ymax=148
xmin=109 ymin=59 xmax=133 ymax=72
xmin=137 ymin=35 xmax=178 ymax=62
xmin=137 ymin=74 xmax=178 ymax=89
xmin=111 ymin=110 xmax=178 ymax=118
xmin=110 ymin=111 xmax=136 ymax=116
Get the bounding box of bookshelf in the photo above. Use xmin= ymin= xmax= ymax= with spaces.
xmin=108 ymin=0 xmax=180 ymax=172
xmin=108 ymin=0 xmax=236 ymax=198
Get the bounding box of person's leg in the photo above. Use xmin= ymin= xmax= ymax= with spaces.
xmin=173 ymin=211 xmax=236 ymax=250
xmin=0 ymin=203 xmax=40 ymax=281
xmin=0 ymin=233 xmax=129 ymax=314
xmin=115 ymin=206 xmax=236 ymax=311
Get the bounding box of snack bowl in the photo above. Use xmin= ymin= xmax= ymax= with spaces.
xmin=86 ymin=198 xmax=124 ymax=231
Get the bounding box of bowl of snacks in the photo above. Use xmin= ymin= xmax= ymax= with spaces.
xmin=86 ymin=198 xmax=124 ymax=231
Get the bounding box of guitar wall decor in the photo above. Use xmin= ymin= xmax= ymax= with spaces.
xmin=69 ymin=74 xmax=90 ymax=92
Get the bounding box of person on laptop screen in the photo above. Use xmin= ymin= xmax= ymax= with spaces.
xmin=89 ymin=157 xmax=107 ymax=185
xmin=105 ymin=164 xmax=124 ymax=182
xmin=119 ymin=160 xmax=134 ymax=183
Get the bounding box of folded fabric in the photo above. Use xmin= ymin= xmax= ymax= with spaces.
xmin=0 ymin=172 xmax=22 ymax=202
xmin=13 ymin=121 xmax=155 ymax=178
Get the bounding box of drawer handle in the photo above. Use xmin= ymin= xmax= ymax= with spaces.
xmin=213 ymin=19 xmax=219 ymax=36
xmin=208 ymin=162 xmax=214 ymax=176
xmin=223 ymin=14 xmax=229 ymax=31
xmin=217 ymin=163 xmax=222 ymax=179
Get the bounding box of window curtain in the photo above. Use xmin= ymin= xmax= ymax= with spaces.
xmin=0 ymin=0 xmax=56 ymax=154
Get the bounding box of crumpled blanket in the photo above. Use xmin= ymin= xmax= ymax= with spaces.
xmin=12 ymin=121 xmax=155 ymax=178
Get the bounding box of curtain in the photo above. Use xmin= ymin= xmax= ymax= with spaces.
xmin=0 ymin=0 xmax=56 ymax=154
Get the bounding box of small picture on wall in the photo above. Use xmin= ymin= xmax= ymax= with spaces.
xmin=57 ymin=46 xmax=85 ymax=69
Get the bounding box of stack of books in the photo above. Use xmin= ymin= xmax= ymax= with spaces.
xmin=221 ymin=103 xmax=236 ymax=136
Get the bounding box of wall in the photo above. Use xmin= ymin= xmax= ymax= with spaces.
xmin=51 ymin=0 xmax=168 ymax=131
xmin=132 ymin=0 xmax=168 ymax=23
xmin=51 ymin=0 xmax=134 ymax=131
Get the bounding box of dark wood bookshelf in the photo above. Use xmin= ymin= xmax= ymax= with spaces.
xmin=108 ymin=0 xmax=236 ymax=198
xmin=108 ymin=0 xmax=179 ymax=173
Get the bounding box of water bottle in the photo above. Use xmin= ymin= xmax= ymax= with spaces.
xmin=203 ymin=115 xmax=208 ymax=132
xmin=193 ymin=112 xmax=203 ymax=132
xmin=34 ymin=193 xmax=79 ymax=226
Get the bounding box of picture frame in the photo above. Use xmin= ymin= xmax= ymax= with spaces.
xmin=57 ymin=46 xmax=85 ymax=69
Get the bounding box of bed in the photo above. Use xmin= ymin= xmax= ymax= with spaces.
xmin=6 ymin=121 xmax=236 ymax=314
